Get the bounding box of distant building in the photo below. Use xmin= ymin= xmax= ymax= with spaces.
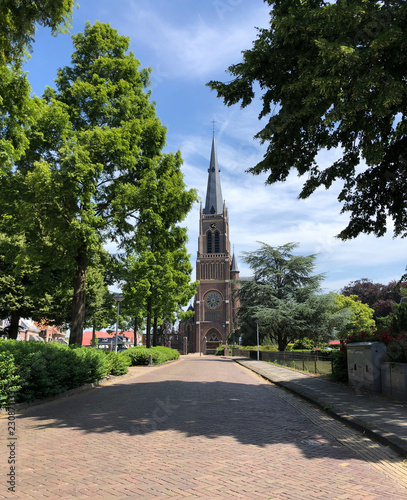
xmin=180 ymin=134 xmax=240 ymax=354
xmin=0 ymin=318 xmax=67 ymax=342
xmin=82 ymin=330 xmax=142 ymax=349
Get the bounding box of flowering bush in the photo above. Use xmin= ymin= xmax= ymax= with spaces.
xmin=341 ymin=328 xmax=407 ymax=363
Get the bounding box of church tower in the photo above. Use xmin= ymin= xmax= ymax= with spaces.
xmin=192 ymin=134 xmax=239 ymax=354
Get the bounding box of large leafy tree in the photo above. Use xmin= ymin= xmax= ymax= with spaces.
xmin=341 ymin=277 xmax=407 ymax=320
xmin=13 ymin=22 xmax=177 ymax=345
xmin=208 ymin=0 xmax=407 ymax=239
xmin=236 ymin=242 xmax=326 ymax=350
xmin=0 ymin=1 xmax=76 ymax=332
xmin=0 ymin=0 xmax=75 ymax=68
xmin=332 ymin=293 xmax=375 ymax=340
xmin=120 ymin=152 xmax=198 ymax=348
xmin=0 ymin=0 xmax=76 ymax=172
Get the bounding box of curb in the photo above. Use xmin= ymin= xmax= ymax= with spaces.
xmin=234 ymin=358 xmax=407 ymax=459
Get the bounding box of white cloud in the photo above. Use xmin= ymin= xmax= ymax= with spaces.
xmin=122 ymin=1 xmax=269 ymax=80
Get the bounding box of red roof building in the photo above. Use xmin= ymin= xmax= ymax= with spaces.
xmin=82 ymin=330 xmax=142 ymax=347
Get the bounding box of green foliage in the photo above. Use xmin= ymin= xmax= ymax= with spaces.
xmin=0 ymin=0 xmax=75 ymax=172
xmin=0 ymin=352 xmax=21 ymax=407
xmin=6 ymin=22 xmax=193 ymax=345
xmin=215 ymin=345 xmax=225 ymax=356
xmin=239 ymin=345 xmax=278 ymax=352
xmin=391 ymin=302 xmax=407 ymax=332
xmin=385 ymin=337 xmax=407 ymax=363
xmin=0 ymin=340 xmax=113 ymax=402
xmin=126 ymin=346 xmax=179 ymax=365
xmin=103 ymin=351 xmax=131 ymax=376
xmin=208 ymin=0 xmax=407 ymax=239
xmin=331 ymin=350 xmax=348 ymax=383
xmin=237 ymin=242 xmax=326 ymax=350
xmin=333 ymin=294 xmax=376 ymax=340
xmin=0 ymin=0 xmax=76 ymax=68
xmin=292 ymin=338 xmax=315 ymax=350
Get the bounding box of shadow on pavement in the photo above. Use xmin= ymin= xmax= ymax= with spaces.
xmin=16 ymin=360 xmax=389 ymax=463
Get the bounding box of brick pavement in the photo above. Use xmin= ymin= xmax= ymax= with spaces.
xmin=234 ymin=357 xmax=407 ymax=457
xmin=1 ymin=356 xmax=407 ymax=499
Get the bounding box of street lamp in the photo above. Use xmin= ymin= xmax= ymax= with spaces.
xmin=256 ymin=322 xmax=260 ymax=361
xmin=113 ymin=294 xmax=124 ymax=353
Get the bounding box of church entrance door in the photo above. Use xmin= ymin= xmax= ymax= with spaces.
xmin=204 ymin=329 xmax=222 ymax=354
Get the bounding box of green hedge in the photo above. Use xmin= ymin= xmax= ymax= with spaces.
xmin=239 ymin=345 xmax=279 ymax=352
xmin=0 ymin=352 xmax=21 ymax=407
xmin=104 ymin=351 xmax=132 ymax=375
xmin=0 ymin=341 xmax=179 ymax=405
xmin=331 ymin=349 xmax=348 ymax=383
xmin=0 ymin=340 xmax=132 ymax=405
xmin=126 ymin=346 xmax=179 ymax=365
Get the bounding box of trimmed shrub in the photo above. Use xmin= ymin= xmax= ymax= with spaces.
xmin=331 ymin=349 xmax=348 ymax=383
xmin=126 ymin=346 xmax=179 ymax=365
xmin=0 ymin=340 xmax=108 ymax=403
xmin=0 ymin=352 xmax=21 ymax=407
xmin=104 ymin=351 xmax=131 ymax=375
xmin=239 ymin=345 xmax=278 ymax=352
xmin=215 ymin=345 xmax=225 ymax=355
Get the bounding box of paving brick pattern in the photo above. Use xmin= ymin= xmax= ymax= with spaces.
xmin=1 ymin=356 xmax=406 ymax=499
xmin=235 ymin=358 xmax=407 ymax=456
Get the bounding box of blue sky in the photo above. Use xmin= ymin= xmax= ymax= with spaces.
xmin=23 ymin=0 xmax=406 ymax=293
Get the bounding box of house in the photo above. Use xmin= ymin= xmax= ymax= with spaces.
xmin=35 ymin=321 xmax=68 ymax=343
xmin=82 ymin=330 xmax=142 ymax=349
xmin=0 ymin=318 xmax=67 ymax=342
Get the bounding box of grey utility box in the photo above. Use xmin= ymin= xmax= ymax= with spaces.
xmin=347 ymin=342 xmax=387 ymax=393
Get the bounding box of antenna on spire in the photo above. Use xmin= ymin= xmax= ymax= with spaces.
xmin=211 ymin=119 xmax=217 ymax=135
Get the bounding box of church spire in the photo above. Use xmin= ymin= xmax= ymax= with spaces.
xmin=203 ymin=133 xmax=223 ymax=215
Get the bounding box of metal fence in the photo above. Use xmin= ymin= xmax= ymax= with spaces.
xmin=239 ymin=349 xmax=333 ymax=376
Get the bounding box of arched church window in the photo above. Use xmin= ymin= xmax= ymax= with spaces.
xmin=214 ymin=231 xmax=220 ymax=253
xmin=208 ymin=332 xmax=219 ymax=341
xmin=207 ymin=230 xmax=212 ymax=253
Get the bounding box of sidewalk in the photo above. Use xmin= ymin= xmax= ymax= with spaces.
xmin=234 ymin=357 xmax=407 ymax=458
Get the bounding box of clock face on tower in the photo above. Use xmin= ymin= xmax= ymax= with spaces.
xmin=205 ymin=291 xmax=222 ymax=309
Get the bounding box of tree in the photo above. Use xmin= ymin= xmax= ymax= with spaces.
xmin=119 ymin=146 xmax=198 ymax=348
xmin=13 ymin=22 xmax=177 ymax=345
xmin=208 ymin=0 xmax=407 ymax=239
xmin=0 ymin=231 xmax=74 ymax=339
xmin=332 ymin=294 xmax=375 ymax=340
xmin=341 ymin=279 xmax=385 ymax=308
xmin=0 ymin=1 xmax=76 ymax=173
xmin=84 ymin=249 xmax=116 ymax=345
xmin=236 ymin=242 xmax=326 ymax=350
xmin=0 ymin=0 xmax=76 ymax=68
xmin=340 ymin=277 xmax=407 ymax=320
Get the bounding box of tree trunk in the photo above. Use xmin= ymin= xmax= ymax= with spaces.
xmin=8 ymin=311 xmax=20 ymax=340
xmin=91 ymin=319 xmax=97 ymax=347
xmin=278 ymin=333 xmax=288 ymax=351
xmin=133 ymin=317 xmax=138 ymax=346
xmin=153 ymin=317 xmax=158 ymax=347
xmin=146 ymin=297 xmax=152 ymax=348
xmin=70 ymin=245 xmax=87 ymax=346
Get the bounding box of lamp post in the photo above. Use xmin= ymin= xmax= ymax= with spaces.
xmin=113 ymin=294 xmax=124 ymax=353
xmin=256 ymin=322 xmax=260 ymax=361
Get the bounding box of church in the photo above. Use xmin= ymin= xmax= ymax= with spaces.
xmin=182 ymin=134 xmax=240 ymax=354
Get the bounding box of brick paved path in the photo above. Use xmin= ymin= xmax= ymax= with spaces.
xmin=1 ymin=356 xmax=406 ymax=499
